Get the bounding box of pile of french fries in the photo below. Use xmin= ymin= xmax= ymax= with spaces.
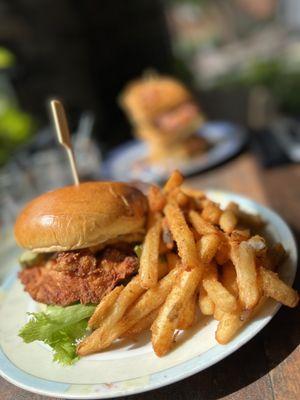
xmin=77 ymin=171 xmax=299 ymax=357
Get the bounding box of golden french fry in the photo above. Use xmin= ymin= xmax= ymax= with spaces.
xmin=181 ymin=186 xmax=205 ymax=200
xmin=219 ymin=210 xmax=238 ymax=233
xmin=199 ymin=285 xmax=215 ymax=315
xmin=151 ymin=266 xmax=202 ymax=356
xmin=230 ymin=229 xmax=251 ymax=245
xmin=121 ymin=308 xmax=159 ymax=338
xmin=165 ymin=202 xmax=199 ymax=269
xmin=202 ymin=201 xmax=222 ymax=225
xmin=231 ymin=241 xmax=260 ymax=309
xmin=177 ymin=292 xmax=197 ymax=330
xmin=215 ymin=311 xmax=244 ymax=344
xmin=88 ymin=285 xmax=124 ymax=329
xmin=213 ymin=307 xmax=225 ymax=321
xmin=215 ymin=238 xmax=230 ymax=265
xmin=163 ymin=170 xmax=184 ymax=193
xmin=221 ymin=261 xmax=239 ymax=298
xmin=197 ymin=233 xmax=221 ymax=264
xmin=81 ymin=276 xmax=145 ymax=353
xmin=259 ymin=267 xmax=299 ymax=307
xmin=189 ymin=210 xmax=219 ymax=235
xmin=247 ymin=235 xmax=266 ymax=253
xmin=202 ymin=263 xmax=238 ymax=313
xmin=226 ymin=201 xmax=264 ymax=228
xmin=225 ymin=201 xmax=239 ymax=213
xmin=77 ymin=267 xmax=181 ymax=355
xmin=140 ymin=216 xmax=162 ymax=288
xmin=216 ymin=297 xmax=265 ymax=344
xmin=148 ymin=185 xmax=166 ymax=213
xmin=174 ymin=189 xmax=190 ymax=208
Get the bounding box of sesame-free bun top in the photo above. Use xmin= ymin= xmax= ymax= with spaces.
xmin=120 ymin=74 xmax=192 ymax=124
xmin=14 ymin=182 xmax=148 ymax=252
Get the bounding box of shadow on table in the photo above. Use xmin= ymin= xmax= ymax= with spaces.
xmin=116 ymin=233 xmax=300 ymax=400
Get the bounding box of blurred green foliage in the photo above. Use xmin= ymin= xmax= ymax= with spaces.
xmin=0 ymin=47 xmax=15 ymax=69
xmin=0 ymin=47 xmax=36 ymax=166
xmin=214 ymin=59 xmax=300 ymax=116
xmin=0 ymin=103 xmax=36 ymax=165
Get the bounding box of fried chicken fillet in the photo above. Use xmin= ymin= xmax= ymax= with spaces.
xmin=19 ymin=247 xmax=138 ymax=306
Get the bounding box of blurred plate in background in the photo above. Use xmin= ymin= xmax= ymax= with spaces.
xmin=103 ymin=122 xmax=247 ymax=183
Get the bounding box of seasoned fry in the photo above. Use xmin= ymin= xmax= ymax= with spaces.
xmin=100 ymin=276 xmax=144 ymax=325
xmin=259 ymin=267 xmax=299 ymax=307
xmin=219 ymin=210 xmax=238 ymax=233
xmin=77 ymin=267 xmax=181 ymax=355
xmin=181 ymin=186 xmax=205 ymax=200
xmin=247 ymin=235 xmax=266 ymax=253
xmin=226 ymin=201 xmax=264 ymax=228
xmin=214 ymin=307 xmax=225 ymax=321
xmin=231 ymin=241 xmax=260 ymax=309
xmin=121 ymin=309 xmax=159 ymax=338
xmin=230 ymin=229 xmax=251 ymax=244
xmin=202 ymin=263 xmax=238 ymax=313
xmin=148 ymin=185 xmax=166 ymax=212
xmin=199 ymin=285 xmax=215 ymax=315
xmin=151 ymin=266 xmax=202 ymax=356
xmin=81 ymin=276 xmax=145 ymax=354
xmin=88 ymin=285 xmax=124 ymax=329
xmin=175 ymin=189 xmax=190 ymax=208
xmin=216 ymin=297 xmax=265 ymax=344
xmin=202 ymin=201 xmax=222 ymax=225
xmin=197 ymin=233 xmax=221 ymax=264
xmin=215 ymin=311 xmax=244 ymax=344
xmin=221 ymin=261 xmax=239 ymax=298
xmin=215 ymin=238 xmax=230 ymax=265
xmin=165 ymin=202 xmax=199 ymax=269
xmin=140 ymin=216 xmax=162 ymax=288
xmin=189 ymin=210 xmax=219 ymax=235
xmin=177 ymin=292 xmax=197 ymax=330
xmin=225 ymin=201 xmax=239 ymax=213
xmin=163 ymin=170 xmax=184 ymax=193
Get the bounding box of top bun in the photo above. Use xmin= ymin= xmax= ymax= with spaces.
xmin=14 ymin=182 xmax=148 ymax=252
xmin=120 ymin=74 xmax=192 ymax=124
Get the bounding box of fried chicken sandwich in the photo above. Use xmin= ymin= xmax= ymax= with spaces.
xmin=15 ymin=181 xmax=148 ymax=306
xmin=120 ymin=73 xmax=207 ymax=162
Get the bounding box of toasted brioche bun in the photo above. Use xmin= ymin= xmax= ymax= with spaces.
xmin=14 ymin=182 xmax=148 ymax=252
xmin=120 ymin=75 xmax=192 ymax=124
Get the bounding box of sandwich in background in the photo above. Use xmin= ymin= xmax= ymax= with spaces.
xmin=120 ymin=73 xmax=207 ymax=163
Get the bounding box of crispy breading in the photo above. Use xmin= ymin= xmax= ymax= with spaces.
xmin=19 ymin=247 xmax=138 ymax=306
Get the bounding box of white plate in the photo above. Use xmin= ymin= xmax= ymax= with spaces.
xmin=0 ymin=191 xmax=297 ymax=399
xmin=103 ymin=122 xmax=247 ymax=182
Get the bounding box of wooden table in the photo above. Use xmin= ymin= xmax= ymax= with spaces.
xmin=1 ymin=152 xmax=299 ymax=400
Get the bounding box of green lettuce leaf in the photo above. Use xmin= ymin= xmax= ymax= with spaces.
xmin=134 ymin=244 xmax=143 ymax=259
xmin=19 ymin=304 xmax=96 ymax=365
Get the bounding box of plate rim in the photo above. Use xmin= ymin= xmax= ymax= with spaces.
xmin=0 ymin=190 xmax=297 ymax=399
